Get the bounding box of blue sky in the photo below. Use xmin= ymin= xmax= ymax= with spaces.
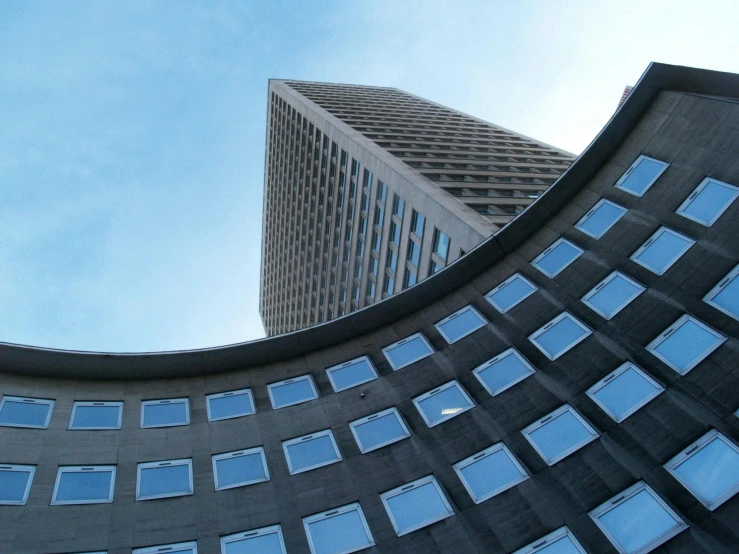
xmin=1 ymin=1 xmax=737 ymax=352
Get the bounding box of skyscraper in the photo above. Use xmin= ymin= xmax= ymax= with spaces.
xmin=260 ymin=81 xmax=574 ymax=335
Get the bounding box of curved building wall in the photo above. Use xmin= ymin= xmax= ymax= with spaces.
xmin=1 ymin=66 xmax=738 ymax=554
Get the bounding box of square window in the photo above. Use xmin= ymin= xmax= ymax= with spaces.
xmin=703 ymin=264 xmax=739 ymax=321
xmin=303 ymin=502 xmax=375 ymax=554
xmin=575 ymin=198 xmax=628 ymax=239
xmin=676 ymin=177 xmax=738 ymax=226
xmin=581 ymin=271 xmax=645 ymax=319
xmin=528 ymin=312 xmax=592 ymax=361
xmin=485 ymin=273 xmax=538 ymax=313
xmin=453 ymin=443 xmax=528 ymax=503
xmin=69 ymin=401 xmax=123 ymax=430
xmin=382 ymin=333 xmax=434 ymax=370
xmin=212 ymin=447 xmax=270 ymax=491
xmin=629 ymin=227 xmax=695 ymax=275
xmin=614 ymin=155 xmax=669 ymax=197
xmin=0 ymin=464 xmax=35 ymax=505
xmin=435 ymin=305 xmax=487 ymax=344
xmin=326 ymin=356 xmax=378 ymax=393
xmin=0 ymin=396 xmax=54 ymax=429
xmin=133 ymin=542 xmax=197 ymax=554
xmin=140 ymin=398 xmax=190 ymax=428
xmin=473 ymin=348 xmax=536 ymax=397
xmin=136 ymin=459 xmax=194 ymax=500
xmin=349 ymin=407 xmax=411 ymax=453
xmin=587 ymin=362 xmax=664 ymax=422
xmin=206 ymin=389 xmax=255 ymax=422
xmin=512 ymin=527 xmax=588 ymax=554
xmin=413 ymin=380 xmax=475 ymax=428
xmin=268 ymin=375 xmax=319 ymax=409
xmin=521 ymin=405 xmax=599 ymax=465
xmin=590 ymin=482 xmax=686 ymax=554
xmin=380 ymin=475 xmax=453 ymax=536
xmin=283 ymin=430 xmax=342 ymax=475
xmin=221 ymin=525 xmax=287 ymax=554
xmin=665 ymin=430 xmax=739 ymax=510
xmin=646 ymin=315 xmax=726 ymax=374
xmin=531 ymin=238 xmax=583 ymax=278
xmin=51 ymin=466 xmax=116 ymax=505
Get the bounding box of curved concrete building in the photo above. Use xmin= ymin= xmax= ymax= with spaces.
xmin=1 ymin=63 xmax=738 ymax=554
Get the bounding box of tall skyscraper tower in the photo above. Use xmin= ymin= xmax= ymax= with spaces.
xmin=260 ymin=80 xmax=574 ymax=335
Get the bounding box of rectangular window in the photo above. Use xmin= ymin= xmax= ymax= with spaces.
xmin=435 ymin=305 xmax=486 ymax=344
xmin=589 ymin=482 xmax=686 ymax=554
xmin=206 ymin=389 xmax=255 ymax=422
xmin=587 ymin=362 xmax=663 ymax=422
xmin=0 ymin=464 xmax=35 ymax=505
xmin=380 ymin=475 xmax=453 ymax=536
xmin=473 ymin=348 xmax=536 ymax=397
xmin=531 ymin=238 xmax=583 ymax=278
xmin=386 ymin=248 xmax=397 ymax=271
xmin=581 ymin=271 xmax=645 ymax=319
xmin=485 ymin=273 xmax=538 ymax=313
xmin=221 ymin=525 xmax=286 ymax=554
xmin=646 ymin=314 xmax=726 ymax=374
xmin=407 ymin=238 xmax=420 ymax=266
xmin=428 ymin=259 xmax=441 ymax=275
xmin=382 ymin=333 xmax=434 ymax=370
xmin=521 ymin=405 xmax=599 ymax=465
xmin=51 ymin=466 xmax=116 ymax=505
xmin=431 ymin=228 xmax=450 ymax=261
xmin=413 ymin=380 xmax=475 ymax=428
xmin=267 ymin=375 xmax=319 ymax=409
xmin=362 ymin=169 xmax=373 ymax=189
xmin=383 ymin=274 xmax=394 ymax=296
xmin=411 ymin=210 xmax=425 ymax=237
xmin=140 ymin=398 xmax=190 ymax=428
xmin=349 ymin=407 xmax=410 ymax=453
xmin=376 ymin=180 xmax=387 ymax=202
xmin=136 ymin=459 xmax=193 ymax=500
xmin=453 ymin=443 xmax=528 ymax=504
xmin=69 ymin=401 xmax=123 ymax=430
xmin=133 ymin=542 xmax=198 ymax=554
xmin=512 ymin=527 xmax=587 ymax=554
xmin=212 ymin=447 xmax=269 ymax=491
xmin=403 ymin=267 xmax=417 ymax=288
xmin=326 ymin=356 xmax=378 ymax=392
xmin=575 ymin=198 xmax=627 ymax=239
xmin=303 ymin=502 xmax=375 ymax=554
xmin=528 ymin=312 xmax=592 ymax=360
xmin=389 ymin=220 xmax=400 ymax=245
xmin=676 ymin=177 xmax=738 ymax=226
xmin=614 ymin=155 xmax=669 ymax=197
xmin=282 ymin=429 xmax=342 ymax=475
xmin=0 ymin=396 xmax=54 ymax=429
xmin=392 ymin=194 xmax=405 ymax=218
xmin=703 ymin=264 xmax=739 ymax=321
xmin=664 ymin=429 xmax=739 ymax=511
xmin=630 ymin=226 xmax=695 ymax=275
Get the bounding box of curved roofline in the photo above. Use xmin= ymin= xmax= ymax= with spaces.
xmin=2 ymin=63 xmax=737 ymax=380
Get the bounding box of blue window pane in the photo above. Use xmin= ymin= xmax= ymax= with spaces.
xmin=527 ymin=409 xmax=595 ymax=463
xmin=475 ymin=351 xmax=533 ymax=395
xmin=437 ymin=308 xmax=485 ymax=343
xmin=224 ymin=534 xmax=284 ymax=554
xmin=215 ymin=454 xmax=267 ymax=489
xmin=354 ymin=413 xmax=408 ymax=452
xmin=458 ymin=449 xmax=526 ymax=501
xmin=598 ymin=489 xmax=680 ymax=553
xmin=271 ymin=379 xmax=315 ymax=408
xmin=386 ymin=482 xmax=451 ymax=533
xmin=286 ymin=435 xmax=339 ymax=473
xmin=532 ymin=315 xmax=590 ymax=360
xmin=672 ymin=437 xmax=739 ymax=508
xmin=208 ymin=394 xmax=253 ymax=421
xmin=417 ymin=385 xmax=472 ymax=426
xmin=384 ymin=336 xmax=432 ymax=369
xmin=533 ymin=536 xmax=583 ymax=554
xmin=0 ymin=470 xmax=32 ymax=503
xmin=591 ymin=366 xmax=661 ymax=421
xmin=72 ymin=406 xmax=120 ymax=429
xmin=533 ymin=240 xmax=582 ymax=277
xmin=487 ymin=275 xmax=537 ymax=312
xmin=584 ymin=273 xmax=644 ymax=319
xmin=708 ymin=271 xmax=739 ymax=319
xmin=678 ymin=180 xmax=738 ymax=226
xmin=308 ymin=510 xmax=372 ymax=554
xmin=139 ymin=465 xmax=191 ymax=497
xmin=329 ymin=359 xmax=376 ymax=391
xmin=576 ymin=201 xmax=626 ymax=238
xmin=143 ymin=403 xmax=187 ymax=427
xmin=55 ymin=471 xmax=112 ymax=502
xmin=0 ymin=400 xmax=50 ymax=427
xmin=652 ymin=319 xmax=722 ymax=372
xmin=617 ymin=157 xmax=667 ymax=196
xmin=632 ymin=229 xmax=693 ymax=274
